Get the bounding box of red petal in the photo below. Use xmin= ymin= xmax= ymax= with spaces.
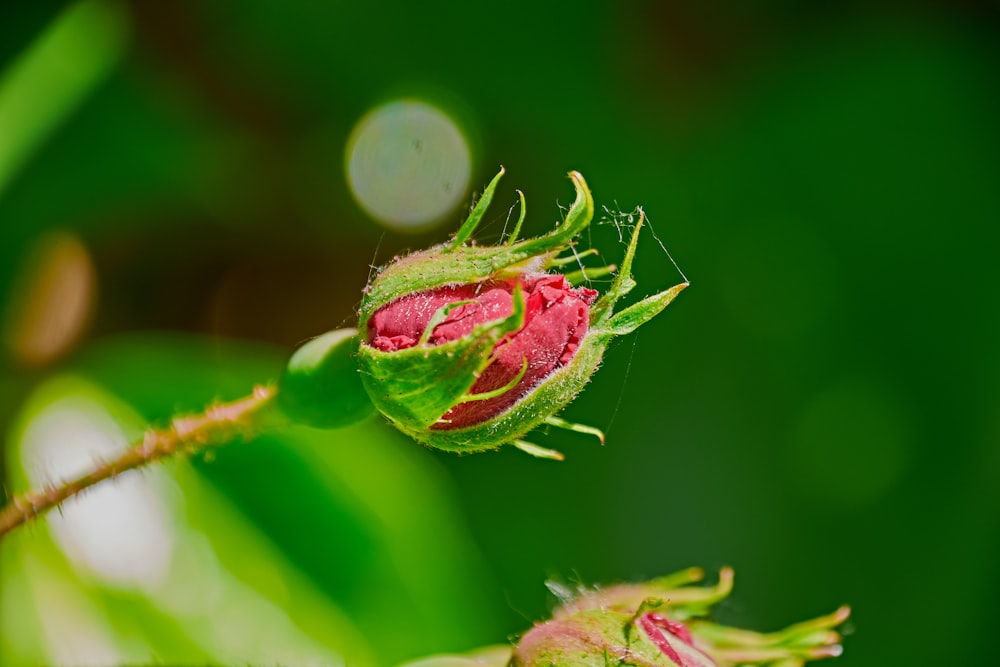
xmin=368 ymin=274 xmax=596 ymax=429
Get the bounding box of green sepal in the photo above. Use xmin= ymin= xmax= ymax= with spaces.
xmin=553 ymin=567 xmax=733 ymax=621
xmin=513 ymin=440 xmax=565 ymax=461
xmin=359 ymin=170 xmax=594 ymax=331
xmin=590 ymin=208 xmax=645 ymax=323
xmin=277 ymin=328 xmax=376 ymax=429
xmin=358 ymin=287 xmax=526 ymax=435
xmin=687 ymin=604 xmax=851 ymax=664
xmin=402 ymin=327 xmax=607 ymax=453
xmin=507 ymin=189 xmax=527 ymax=244
xmin=586 ymin=208 xmax=687 ymax=359
xmin=599 ymin=282 xmax=688 ymax=337
xmin=451 ymin=167 xmax=505 ymax=248
xmin=563 ymin=263 xmax=615 ymax=286
xmin=544 ymin=415 xmax=605 ymax=445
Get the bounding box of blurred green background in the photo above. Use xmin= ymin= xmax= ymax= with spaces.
xmin=1 ymin=1 xmax=997 ymax=665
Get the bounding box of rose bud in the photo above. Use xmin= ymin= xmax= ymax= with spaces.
xmin=357 ymin=168 xmax=687 ymax=455
xmin=511 ymin=568 xmax=850 ymax=667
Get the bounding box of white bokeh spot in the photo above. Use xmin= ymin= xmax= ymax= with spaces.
xmin=346 ymin=99 xmax=471 ymax=231
xmin=20 ymin=395 xmax=177 ymax=590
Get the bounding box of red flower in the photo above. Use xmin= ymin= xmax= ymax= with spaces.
xmin=368 ymin=274 xmax=597 ymax=429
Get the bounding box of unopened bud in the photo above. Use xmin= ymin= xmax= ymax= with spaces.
xmin=357 ymin=168 xmax=687 ymax=453
xmin=513 ymin=568 xmax=849 ymax=667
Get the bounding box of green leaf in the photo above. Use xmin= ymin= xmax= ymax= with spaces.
xmin=0 ymin=0 xmax=127 ymax=198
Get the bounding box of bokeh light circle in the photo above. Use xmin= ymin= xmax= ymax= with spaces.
xmin=3 ymin=231 xmax=96 ymax=367
xmin=346 ymin=99 xmax=471 ymax=231
xmin=19 ymin=388 xmax=176 ymax=590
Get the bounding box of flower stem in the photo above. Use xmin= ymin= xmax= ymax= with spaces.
xmin=0 ymin=384 xmax=281 ymax=541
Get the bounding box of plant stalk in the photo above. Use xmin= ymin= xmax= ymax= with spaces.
xmin=0 ymin=384 xmax=280 ymax=541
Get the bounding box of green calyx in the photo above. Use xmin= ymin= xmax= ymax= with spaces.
xmin=357 ymin=168 xmax=688 ymax=455
xmin=358 ymin=167 xmax=596 ymax=332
